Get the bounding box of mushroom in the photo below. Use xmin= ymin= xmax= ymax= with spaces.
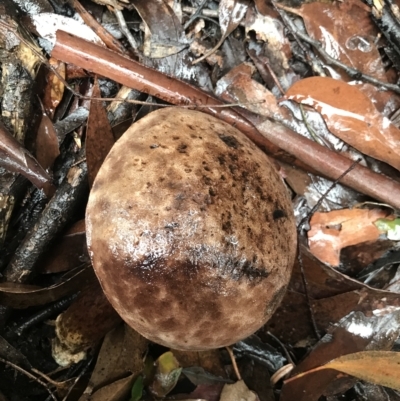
xmin=86 ymin=108 xmax=297 ymax=350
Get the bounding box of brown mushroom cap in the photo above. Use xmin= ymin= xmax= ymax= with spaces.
xmin=86 ymin=108 xmax=297 ymax=350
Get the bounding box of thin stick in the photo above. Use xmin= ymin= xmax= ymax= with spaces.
xmin=226 ymin=346 xmax=242 ymax=381
xmin=0 ymin=358 xmax=57 ymax=401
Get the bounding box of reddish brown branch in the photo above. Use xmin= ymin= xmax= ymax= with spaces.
xmin=69 ymin=0 xmax=127 ymax=55
xmin=51 ymin=31 xmax=400 ymax=209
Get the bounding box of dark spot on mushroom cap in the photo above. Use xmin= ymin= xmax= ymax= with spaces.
xmin=273 ymin=209 xmax=287 ymax=220
xmin=219 ymin=134 xmax=239 ymax=149
xmin=86 ymin=108 xmax=297 ymax=350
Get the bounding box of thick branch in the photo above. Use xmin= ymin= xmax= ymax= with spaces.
xmin=51 ymin=31 xmax=400 ymax=209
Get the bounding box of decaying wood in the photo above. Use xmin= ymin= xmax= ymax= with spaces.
xmin=51 ymin=31 xmax=400 ymax=209
xmin=3 ymin=150 xmax=88 ymax=284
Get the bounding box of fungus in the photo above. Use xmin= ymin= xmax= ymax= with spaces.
xmin=86 ymin=108 xmax=297 ymax=350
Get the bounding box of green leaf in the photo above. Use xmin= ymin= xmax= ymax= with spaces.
xmin=149 ymin=351 xmax=182 ymax=397
xmin=130 ymin=375 xmax=143 ymax=401
xmin=375 ymin=218 xmax=400 ymax=240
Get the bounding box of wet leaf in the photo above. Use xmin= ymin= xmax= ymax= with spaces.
xmin=173 ymin=348 xmax=227 ymax=379
xmin=86 ymin=77 xmax=115 ymax=188
xmin=244 ymin=5 xmax=291 ymax=82
xmin=149 ymin=351 xmax=182 ymax=398
xmin=183 ymin=367 xmax=232 ymax=386
xmin=264 ymin=245 xmax=400 ymax=345
xmin=132 ymin=0 xmax=187 ymax=58
xmin=292 ymin=0 xmax=387 ymax=81
xmin=30 ymin=13 xmax=104 ymax=49
xmin=308 ymin=208 xmax=390 ymax=266
xmin=286 ymin=76 xmax=400 ymax=171
xmin=219 ymin=0 xmax=249 ymax=36
xmin=0 ymin=120 xmax=53 ymax=194
xmin=36 ymin=100 xmax=60 ymax=171
xmin=85 ymin=374 xmax=136 ymax=401
xmin=53 ymin=282 xmax=121 ymax=366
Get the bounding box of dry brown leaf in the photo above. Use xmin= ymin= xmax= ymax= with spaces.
xmin=288 ymin=351 xmax=400 ymax=392
xmin=280 ymin=311 xmax=400 ymax=401
xmin=86 ymin=77 xmax=115 ymax=188
xmin=39 ymin=220 xmax=87 ymax=274
xmin=0 ymin=266 xmax=93 ymax=309
xmin=86 ymin=374 xmax=135 ymax=401
xmin=286 ymin=77 xmax=400 ymax=172
xmin=80 ymin=324 xmax=147 ymax=399
xmin=216 ymin=62 xmax=280 ymax=118
xmin=220 ymin=380 xmax=260 ymax=401
xmin=324 ymin=351 xmax=400 ymax=390
xmin=308 ymin=208 xmax=389 ymax=266
xmin=36 ymin=100 xmax=60 ymax=171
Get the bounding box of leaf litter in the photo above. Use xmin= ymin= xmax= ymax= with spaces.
xmin=2 ymin=0 xmax=400 ymax=400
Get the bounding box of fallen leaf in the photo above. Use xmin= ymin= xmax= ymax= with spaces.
xmin=86 ymin=77 xmax=115 ymax=188
xmin=324 ymin=351 xmax=400 ymax=391
xmin=80 ymin=324 xmax=147 ymax=398
xmin=291 ymin=0 xmax=387 ymax=81
xmin=36 ymin=99 xmax=60 ymax=171
xmin=149 ymin=351 xmax=182 ymax=398
xmin=308 ymin=208 xmax=389 ymax=266
xmin=0 ymin=266 xmax=93 ymax=308
xmin=280 ymin=310 xmax=400 ymax=401
xmin=0 ymin=120 xmax=53 ymax=194
xmin=30 ymin=13 xmax=105 ymax=49
xmin=220 ymin=380 xmax=260 ymax=401
xmin=87 ymin=374 xmax=136 ymax=401
xmin=39 ymin=220 xmax=88 ymax=274
xmin=194 ymin=0 xmax=250 ymax=64
xmin=286 ymin=77 xmax=400 ymax=171
xmin=129 ymin=375 xmax=143 ymax=401
xmin=215 ymin=62 xmax=280 ymax=118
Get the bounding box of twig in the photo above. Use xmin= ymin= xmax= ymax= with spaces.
xmin=226 ymin=346 xmax=242 ymax=381
xmin=0 ymin=357 xmax=57 ymax=401
xmin=15 ymin=293 xmax=79 ymax=336
xmin=296 ymin=160 xmax=360 ymax=340
xmin=114 ymin=8 xmax=139 ymax=50
xmin=183 ymin=0 xmax=209 ymax=29
xmin=61 ymin=356 xmax=94 ymax=401
xmin=69 ymin=0 xmax=127 ymax=54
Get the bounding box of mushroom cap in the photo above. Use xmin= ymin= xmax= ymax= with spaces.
xmin=86 ymin=108 xmax=296 ymax=350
